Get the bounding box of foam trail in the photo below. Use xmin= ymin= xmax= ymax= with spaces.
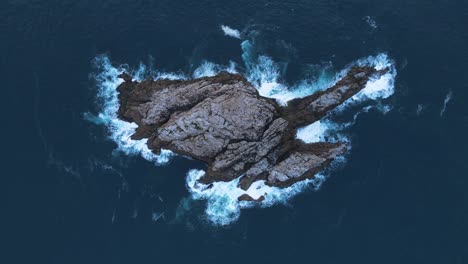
xmin=440 ymin=91 xmax=453 ymax=116
xmin=220 ymin=25 xmax=241 ymax=39
xmin=152 ymin=211 xmax=165 ymax=222
xmin=330 ymin=53 xmax=396 ymax=113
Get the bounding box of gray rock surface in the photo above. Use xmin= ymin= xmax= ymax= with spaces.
xmin=116 ymin=66 xmax=388 ymax=201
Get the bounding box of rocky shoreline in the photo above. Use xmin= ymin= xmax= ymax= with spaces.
xmin=116 ymin=66 xmax=388 ymax=201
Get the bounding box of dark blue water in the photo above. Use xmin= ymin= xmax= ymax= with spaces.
xmin=2 ymin=1 xmax=468 ymax=263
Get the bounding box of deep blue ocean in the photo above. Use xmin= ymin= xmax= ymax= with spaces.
xmin=2 ymin=1 xmax=468 ymax=263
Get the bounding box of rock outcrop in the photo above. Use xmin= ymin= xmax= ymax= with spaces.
xmin=116 ymin=66 xmax=388 ymax=201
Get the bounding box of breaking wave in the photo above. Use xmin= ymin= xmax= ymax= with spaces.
xmin=89 ymin=36 xmax=396 ymax=225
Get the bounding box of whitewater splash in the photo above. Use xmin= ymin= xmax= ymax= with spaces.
xmin=440 ymin=91 xmax=453 ymax=117
xmin=220 ymin=25 xmax=241 ymax=39
xmin=89 ymin=37 xmax=396 ymax=225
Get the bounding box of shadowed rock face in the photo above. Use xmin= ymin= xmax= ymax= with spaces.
xmin=116 ymin=66 xmax=388 ymax=201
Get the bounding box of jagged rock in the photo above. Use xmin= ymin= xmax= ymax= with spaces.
xmin=116 ymin=66 xmax=388 ymax=195
xmin=238 ymin=194 xmax=265 ymax=202
xmin=118 ymin=72 xmax=133 ymax=83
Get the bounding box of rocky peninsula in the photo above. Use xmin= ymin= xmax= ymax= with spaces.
xmin=116 ymin=66 xmax=388 ymax=201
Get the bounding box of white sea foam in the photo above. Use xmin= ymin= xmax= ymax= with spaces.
xmin=330 ymin=53 xmax=396 ymax=113
xmin=296 ymin=120 xmax=337 ymax=143
xmin=363 ymin=16 xmax=378 ymax=29
xmin=220 ymin=25 xmax=241 ymax=39
xmin=440 ymin=91 xmax=453 ymax=116
xmin=186 ymin=169 xmax=325 ymax=225
xmin=91 ymin=39 xmax=396 ymax=225
xmin=416 ymin=104 xmax=424 ymax=116
xmin=151 ymin=211 xmax=165 ymax=222
xmin=154 ymin=72 xmax=188 ymax=81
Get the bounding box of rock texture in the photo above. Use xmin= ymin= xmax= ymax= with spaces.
xmin=116 ymin=66 xmax=388 ymax=201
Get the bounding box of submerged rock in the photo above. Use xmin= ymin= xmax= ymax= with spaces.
xmin=116 ymin=66 xmax=388 ymax=200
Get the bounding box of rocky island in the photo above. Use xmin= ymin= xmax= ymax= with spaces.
xmin=116 ymin=66 xmax=388 ymax=201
